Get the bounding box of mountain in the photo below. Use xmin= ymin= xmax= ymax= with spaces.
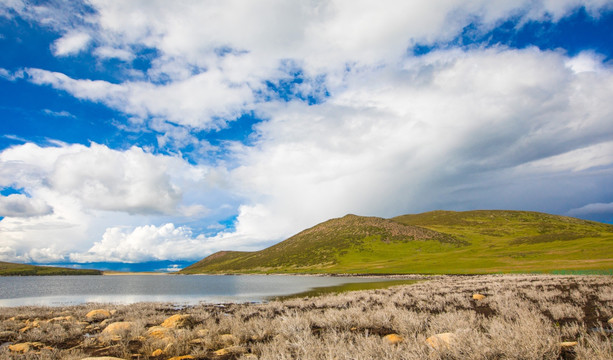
xmin=181 ymin=210 xmax=613 ymax=274
xmin=0 ymin=261 xmax=102 ymax=276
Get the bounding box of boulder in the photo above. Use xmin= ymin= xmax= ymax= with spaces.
xmin=86 ymin=309 xmax=112 ymax=322
xmin=383 ymin=333 xmax=404 ymax=345
xmin=8 ymin=342 xmax=45 ymax=353
xmin=147 ymin=326 xmax=173 ymax=340
xmin=472 ymin=293 xmax=486 ymax=301
xmin=426 ymin=332 xmax=455 ymax=349
xmin=161 ymin=314 xmax=195 ymax=329
xmin=101 ymin=321 xmax=135 ymax=336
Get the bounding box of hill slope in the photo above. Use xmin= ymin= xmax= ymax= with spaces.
xmin=181 ymin=210 xmax=613 ymax=274
xmin=0 ymin=261 xmax=102 ymax=276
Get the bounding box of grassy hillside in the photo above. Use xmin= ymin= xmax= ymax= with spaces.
xmin=181 ymin=210 xmax=613 ymax=274
xmin=0 ymin=261 xmax=102 ymax=276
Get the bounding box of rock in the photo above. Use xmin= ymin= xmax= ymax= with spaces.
xmin=196 ymin=328 xmax=210 ymax=337
xmin=426 ymin=332 xmax=455 ymax=349
xmin=189 ymin=338 xmax=206 ymax=345
xmin=167 ymin=356 xmax=195 ymax=360
xmin=560 ymin=341 xmax=578 ymax=348
xmin=151 ymin=349 xmax=164 ymax=357
xmin=8 ymin=342 xmax=45 ymax=353
xmin=383 ymin=333 xmax=404 ymax=345
xmin=472 ymin=293 xmax=486 ymax=301
xmin=147 ymin=326 xmax=173 ymax=339
xmin=101 ymin=321 xmax=135 ymax=336
xmin=86 ymin=309 xmax=112 ymax=322
xmin=219 ymin=333 xmax=237 ymax=345
xmin=214 ymin=348 xmax=229 ymax=356
xmin=161 ymin=314 xmax=195 ymax=329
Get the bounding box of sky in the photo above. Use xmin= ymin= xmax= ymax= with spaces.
xmin=1 ymin=0 xmax=613 ymax=271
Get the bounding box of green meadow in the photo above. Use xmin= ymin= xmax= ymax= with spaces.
xmin=181 ymin=210 xmax=613 ymax=274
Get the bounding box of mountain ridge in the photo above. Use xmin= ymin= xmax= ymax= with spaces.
xmin=181 ymin=210 xmax=613 ymax=275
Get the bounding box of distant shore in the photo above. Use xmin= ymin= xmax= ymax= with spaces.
xmin=101 ymin=270 xmax=169 ymax=275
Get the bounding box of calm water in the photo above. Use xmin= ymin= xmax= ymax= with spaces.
xmin=0 ymin=275 xmax=385 ymax=307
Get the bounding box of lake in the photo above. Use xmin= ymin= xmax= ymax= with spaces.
xmin=0 ymin=275 xmax=391 ymax=307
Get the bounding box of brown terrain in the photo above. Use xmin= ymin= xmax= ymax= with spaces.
xmin=0 ymin=274 xmax=612 ymax=359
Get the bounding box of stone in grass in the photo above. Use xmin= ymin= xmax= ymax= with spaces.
xmin=383 ymin=333 xmax=404 ymax=345
xmin=86 ymin=309 xmax=112 ymax=322
xmin=560 ymin=341 xmax=578 ymax=348
xmin=101 ymin=321 xmax=135 ymax=336
xmin=472 ymin=293 xmax=486 ymax=301
xmin=151 ymin=349 xmax=164 ymax=357
xmin=8 ymin=342 xmax=45 ymax=353
xmin=426 ymin=332 xmax=456 ymax=349
xmin=147 ymin=326 xmax=174 ymax=340
xmin=161 ymin=314 xmax=195 ymax=329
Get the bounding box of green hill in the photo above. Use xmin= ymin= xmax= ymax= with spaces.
xmin=0 ymin=261 xmax=102 ymax=276
xmin=181 ymin=210 xmax=613 ymax=275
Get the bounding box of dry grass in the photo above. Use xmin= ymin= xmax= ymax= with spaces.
xmin=0 ymin=274 xmax=611 ymax=359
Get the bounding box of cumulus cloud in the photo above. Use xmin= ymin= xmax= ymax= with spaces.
xmin=0 ymin=143 xmax=184 ymax=214
xmin=0 ymin=194 xmax=52 ymax=217
xmin=52 ymin=31 xmax=91 ymax=56
xmin=0 ymin=142 xmax=240 ymax=263
xmin=70 ymin=223 xmax=207 ymax=263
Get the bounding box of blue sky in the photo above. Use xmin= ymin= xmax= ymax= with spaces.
xmin=1 ymin=1 xmax=613 ymax=270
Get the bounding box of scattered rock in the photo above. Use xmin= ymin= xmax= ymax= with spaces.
xmin=472 ymin=293 xmax=486 ymax=301
xmin=151 ymin=348 xmax=164 ymax=357
xmin=8 ymin=342 xmax=45 ymax=353
xmin=383 ymin=333 xmax=404 ymax=345
xmin=86 ymin=309 xmax=112 ymax=322
xmin=426 ymin=332 xmax=455 ymax=349
xmin=101 ymin=321 xmax=135 ymax=336
xmin=147 ymin=326 xmax=173 ymax=339
xmin=161 ymin=314 xmax=195 ymax=329
xmin=214 ymin=348 xmax=229 ymax=356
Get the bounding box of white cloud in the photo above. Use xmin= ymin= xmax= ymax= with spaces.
xmin=52 ymin=31 xmax=91 ymax=56
xmin=70 ymin=223 xmax=208 ymax=262
xmin=0 ymin=142 xmax=240 ymax=263
xmin=568 ymin=202 xmax=613 ymax=216
xmin=0 ymin=194 xmax=52 ymax=217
